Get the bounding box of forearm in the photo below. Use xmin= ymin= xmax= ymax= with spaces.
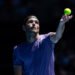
xmin=50 ymin=23 xmax=65 ymax=43
xmin=56 ymin=23 xmax=65 ymax=39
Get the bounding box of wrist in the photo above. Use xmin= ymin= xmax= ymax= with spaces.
xmin=59 ymin=22 xmax=65 ymax=26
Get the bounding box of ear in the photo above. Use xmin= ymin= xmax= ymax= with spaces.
xmin=22 ymin=25 xmax=26 ymax=31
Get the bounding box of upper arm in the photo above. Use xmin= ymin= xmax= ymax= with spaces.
xmin=13 ymin=47 xmax=23 ymax=66
xmin=13 ymin=46 xmax=23 ymax=75
xmin=50 ymin=32 xmax=60 ymax=44
xmin=13 ymin=66 xmax=22 ymax=75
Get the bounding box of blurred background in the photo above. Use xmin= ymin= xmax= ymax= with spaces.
xmin=0 ymin=0 xmax=75 ymax=75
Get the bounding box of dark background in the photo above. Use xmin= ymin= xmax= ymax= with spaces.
xmin=0 ymin=0 xmax=75 ymax=75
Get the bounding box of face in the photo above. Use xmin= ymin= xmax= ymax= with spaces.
xmin=25 ymin=17 xmax=40 ymax=33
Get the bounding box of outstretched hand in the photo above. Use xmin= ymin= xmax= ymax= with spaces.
xmin=59 ymin=14 xmax=73 ymax=25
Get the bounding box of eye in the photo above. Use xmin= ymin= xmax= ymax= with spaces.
xmin=35 ymin=21 xmax=39 ymax=24
xmin=28 ymin=20 xmax=33 ymax=23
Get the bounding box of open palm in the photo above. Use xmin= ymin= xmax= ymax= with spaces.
xmin=59 ymin=14 xmax=73 ymax=25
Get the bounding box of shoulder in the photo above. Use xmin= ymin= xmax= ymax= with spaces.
xmin=49 ymin=32 xmax=56 ymax=37
xmin=13 ymin=42 xmax=26 ymax=51
xmin=39 ymin=32 xmax=56 ymax=41
xmin=44 ymin=32 xmax=56 ymax=44
xmin=43 ymin=32 xmax=56 ymax=38
xmin=13 ymin=45 xmax=18 ymax=50
xmin=49 ymin=32 xmax=59 ymax=44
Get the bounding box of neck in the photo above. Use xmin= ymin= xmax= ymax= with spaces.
xmin=26 ymin=32 xmax=39 ymax=43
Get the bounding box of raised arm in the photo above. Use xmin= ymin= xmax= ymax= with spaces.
xmin=50 ymin=14 xmax=73 ymax=43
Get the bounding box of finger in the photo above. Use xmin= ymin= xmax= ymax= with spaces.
xmin=61 ymin=14 xmax=66 ymax=19
xmin=60 ymin=19 xmax=63 ymax=21
xmin=64 ymin=15 xmax=72 ymax=22
xmin=60 ymin=16 xmax=70 ymax=23
xmin=63 ymin=15 xmax=72 ymax=21
xmin=60 ymin=15 xmax=66 ymax=21
xmin=69 ymin=15 xmax=73 ymax=19
xmin=60 ymin=15 xmax=73 ymax=22
xmin=61 ymin=14 xmax=68 ymax=21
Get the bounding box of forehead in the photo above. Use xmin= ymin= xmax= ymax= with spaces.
xmin=27 ymin=17 xmax=39 ymax=21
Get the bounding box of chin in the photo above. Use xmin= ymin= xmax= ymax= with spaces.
xmin=31 ymin=30 xmax=39 ymax=33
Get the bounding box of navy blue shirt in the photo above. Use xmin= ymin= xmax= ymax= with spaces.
xmin=13 ymin=32 xmax=55 ymax=75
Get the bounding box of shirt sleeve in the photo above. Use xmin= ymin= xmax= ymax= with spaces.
xmin=46 ymin=32 xmax=56 ymax=37
xmin=13 ymin=45 xmax=23 ymax=67
xmin=44 ymin=32 xmax=56 ymax=44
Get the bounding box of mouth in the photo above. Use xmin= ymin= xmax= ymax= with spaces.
xmin=31 ymin=27 xmax=36 ymax=30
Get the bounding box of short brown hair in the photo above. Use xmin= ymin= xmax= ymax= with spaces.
xmin=23 ymin=15 xmax=38 ymax=25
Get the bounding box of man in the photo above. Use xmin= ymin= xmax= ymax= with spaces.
xmin=13 ymin=15 xmax=72 ymax=75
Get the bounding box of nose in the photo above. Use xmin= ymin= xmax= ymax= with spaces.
xmin=33 ymin=21 xmax=36 ymax=24
xmin=32 ymin=22 xmax=36 ymax=26
xmin=32 ymin=23 xmax=35 ymax=27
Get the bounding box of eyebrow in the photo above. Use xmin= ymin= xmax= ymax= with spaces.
xmin=27 ymin=19 xmax=39 ymax=22
xmin=28 ymin=19 xmax=39 ymax=21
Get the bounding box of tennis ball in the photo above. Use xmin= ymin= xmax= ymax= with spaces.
xmin=64 ymin=8 xmax=71 ymax=15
